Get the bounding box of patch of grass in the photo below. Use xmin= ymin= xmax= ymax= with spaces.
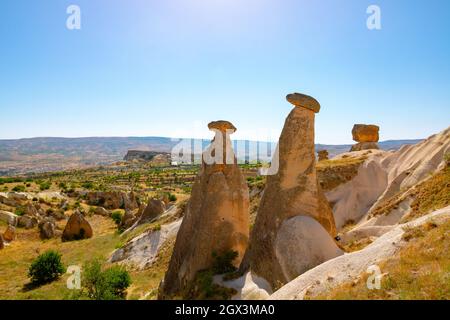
xmin=312 ymin=218 xmax=450 ymax=300
xmin=12 ymin=185 xmax=26 ymax=192
xmin=371 ymin=164 xmax=450 ymax=221
xmin=317 ymin=156 xmax=366 ymax=192
xmin=0 ymin=216 xmax=121 ymax=300
xmin=342 ymin=237 xmax=374 ymax=253
xmin=181 ymin=250 xmax=239 ymax=300
xmin=405 ymin=165 xmax=450 ymax=222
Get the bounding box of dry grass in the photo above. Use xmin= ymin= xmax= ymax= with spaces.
xmin=370 ymin=165 xmax=449 ymax=220
xmin=312 ymin=218 xmax=450 ymax=300
xmin=0 ymin=215 xmax=165 ymax=300
xmin=342 ymin=237 xmax=374 ymax=253
xmin=317 ymin=156 xmax=366 ymax=192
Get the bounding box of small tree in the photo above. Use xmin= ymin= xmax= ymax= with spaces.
xmin=82 ymin=259 xmax=131 ymax=300
xmin=111 ymin=211 xmax=123 ymax=225
xmin=28 ymin=250 xmax=66 ymax=285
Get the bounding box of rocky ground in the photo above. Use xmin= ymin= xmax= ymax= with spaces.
xmin=0 ymin=126 xmax=448 ymax=300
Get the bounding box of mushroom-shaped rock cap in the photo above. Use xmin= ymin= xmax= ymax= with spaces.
xmin=208 ymin=120 xmax=237 ymax=133
xmin=286 ymin=93 xmax=321 ymax=113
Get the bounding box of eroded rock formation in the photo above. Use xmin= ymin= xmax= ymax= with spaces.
xmin=350 ymin=124 xmax=380 ymax=151
xmin=240 ymin=93 xmax=341 ymax=288
xmin=3 ymin=225 xmax=16 ymax=242
xmin=160 ymin=120 xmax=249 ymax=298
xmin=62 ymin=210 xmax=93 ymax=242
xmin=318 ymin=150 xmax=329 ymax=161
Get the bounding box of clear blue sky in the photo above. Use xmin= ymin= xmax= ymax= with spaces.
xmin=1 ymin=0 xmax=449 ymax=143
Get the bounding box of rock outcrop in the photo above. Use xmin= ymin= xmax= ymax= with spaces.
xmin=62 ymin=211 xmax=93 ymax=242
xmin=0 ymin=234 xmax=4 ymax=250
xmin=0 ymin=211 xmax=18 ymax=226
xmin=240 ymin=93 xmax=340 ymax=288
xmin=160 ymin=120 xmax=249 ymax=298
xmin=138 ymin=199 xmax=166 ymax=223
xmin=110 ymin=219 xmax=182 ymax=270
xmin=94 ymin=207 xmax=110 ymax=217
xmin=39 ymin=217 xmax=56 ymax=240
xmin=3 ymin=225 xmax=16 ymax=242
xmin=318 ymin=150 xmax=329 ymax=161
xmin=17 ymin=215 xmax=38 ymax=229
xmin=328 ymin=126 xmax=450 ymax=229
xmin=350 ymin=124 xmax=380 ymax=151
xmin=86 ymin=191 xmax=138 ymax=211
xmin=124 ymin=150 xmax=165 ymax=162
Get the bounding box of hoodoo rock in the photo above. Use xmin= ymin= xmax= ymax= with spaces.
xmin=3 ymin=225 xmax=16 ymax=242
xmin=318 ymin=150 xmax=329 ymax=161
xmin=160 ymin=120 xmax=249 ymax=298
xmin=240 ymin=93 xmax=341 ymax=288
xmin=350 ymin=124 xmax=380 ymax=151
xmin=62 ymin=211 xmax=93 ymax=242
xmin=39 ymin=217 xmax=57 ymax=240
xmin=139 ymin=199 xmax=166 ymax=223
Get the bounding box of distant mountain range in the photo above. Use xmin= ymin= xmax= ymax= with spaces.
xmin=0 ymin=137 xmax=423 ymax=176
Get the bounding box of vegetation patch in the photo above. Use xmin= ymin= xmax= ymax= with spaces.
xmin=27 ymin=250 xmax=66 ymax=287
xmin=182 ymin=250 xmax=239 ymax=300
xmin=311 ymin=218 xmax=450 ymax=300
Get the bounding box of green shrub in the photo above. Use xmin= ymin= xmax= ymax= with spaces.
xmin=212 ymin=250 xmax=238 ymax=274
xmin=111 ymin=211 xmax=123 ymax=225
xmin=15 ymin=207 xmax=26 ymax=216
xmin=82 ymin=259 xmax=131 ymax=300
xmin=168 ymin=193 xmax=177 ymax=202
xmin=12 ymin=185 xmax=26 ymax=192
xmin=182 ymin=250 xmax=239 ymax=300
xmin=82 ymin=181 xmax=94 ymax=190
xmin=39 ymin=181 xmax=51 ymax=191
xmin=28 ymin=250 xmax=66 ymax=285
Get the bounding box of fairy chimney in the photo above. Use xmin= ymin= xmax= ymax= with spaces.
xmin=160 ymin=120 xmax=249 ymax=298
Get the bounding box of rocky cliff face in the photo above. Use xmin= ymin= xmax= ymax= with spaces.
xmin=160 ymin=121 xmax=249 ymax=298
xmin=240 ymin=93 xmax=340 ymax=288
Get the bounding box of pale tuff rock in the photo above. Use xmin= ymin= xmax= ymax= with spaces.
xmin=328 ymin=126 xmax=450 ymax=230
xmin=0 ymin=211 xmax=18 ymax=226
xmin=240 ymin=93 xmax=339 ymax=289
xmin=269 ymin=206 xmax=450 ymax=300
xmin=350 ymin=124 xmax=380 ymax=152
xmin=350 ymin=142 xmax=380 ymax=152
xmin=160 ymin=120 xmax=249 ymax=298
xmin=110 ymin=219 xmax=182 ymax=270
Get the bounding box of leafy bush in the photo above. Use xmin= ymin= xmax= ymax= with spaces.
xmin=28 ymin=250 xmax=66 ymax=285
xmin=82 ymin=181 xmax=94 ymax=190
xmin=12 ymin=185 xmax=26 ymax=192
xmin=39 ymin=181 xmax=51 ymax=191
xmin=182 ymin=250 xmax=239 ymax=300
xmin=82 ymin=259 xmax=131 ymax=300
xmin=111 ymin=211 xmax=123 ymax=225
xmin=15 ymin=207 xmax=26 ymax=216
xmin=212 ymin=250 xmax=238 ymax=274
xmin=168 ymin=193 xmax=177 ymax=202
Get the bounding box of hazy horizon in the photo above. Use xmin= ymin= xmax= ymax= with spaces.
xmin=1 ymin=0 xmax=449 ymax=143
